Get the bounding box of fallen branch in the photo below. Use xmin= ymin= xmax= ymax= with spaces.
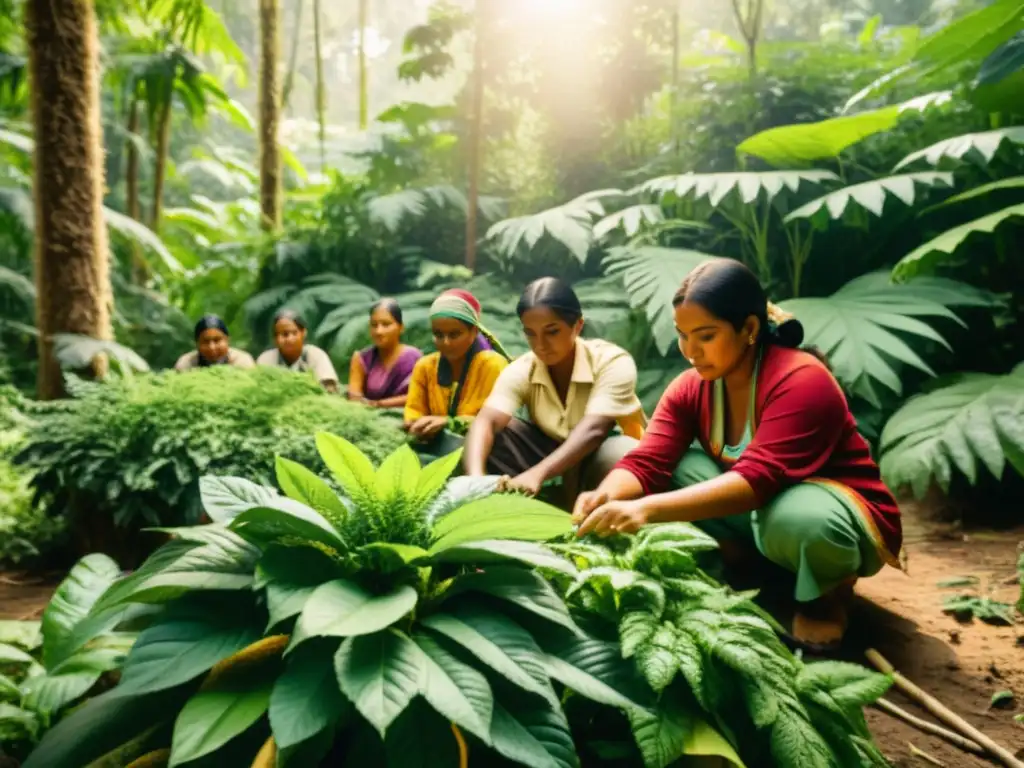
xmin=908 ymin=742 xmax=944 ymax=767
xmin=873 ymin=698 xmax=984 ymax=755
xmin=866 ymin=648 xmax=1024 ymax=768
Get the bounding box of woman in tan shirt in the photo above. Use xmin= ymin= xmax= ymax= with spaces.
xmin=257 ymin=309 xmax=340 ymax=392
xmin=463 ymin=278 xmax=646 ymax=503
xmin=175 ymin=315 xmax=255 ymax=371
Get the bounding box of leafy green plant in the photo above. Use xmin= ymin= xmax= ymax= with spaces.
xmin=22 ymin=436 xmax=647 ymax=767
xmin=941 ymin=595 xmax=1015 ymax=626
xmin=879 ymin=363 xmax=1024 ymax=498
xmin=554 ymin=524 xmax=893 ymax=768
xmin=14 ymin=367 xmax=406 ymax=539
xmin=0 ymin=554 xmax=135 ymax=761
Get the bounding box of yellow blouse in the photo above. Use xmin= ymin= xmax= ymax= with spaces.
xmin=404 ymin=350 xmax=508 ymax=422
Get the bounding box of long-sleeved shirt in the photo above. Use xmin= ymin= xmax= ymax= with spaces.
xmin=615 ymin=344 xmax=902 ymax=563
xmin=404 ymin=349 xmax=508 ymax=422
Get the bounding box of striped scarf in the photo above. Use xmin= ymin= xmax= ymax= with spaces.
xmin=429 ymin=289 xmax=509 ymax=360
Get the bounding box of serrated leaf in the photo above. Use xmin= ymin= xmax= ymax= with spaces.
xmin=619 ymin=610 xmax=659 ymax=659
xmin=633 ymin=170 xmax=838 ymax=205
xmin=289 ymin=580 xmax=418 ymax=652
xmin=636 ymin=624 xmax=680 ymax=692
xmin=785 ymin=172 xmax=954 ymax=226
xmin=894 ymin=126 xmax=1024 ymax=171
xmin=334 ymin=630 xmax=427 ymax=738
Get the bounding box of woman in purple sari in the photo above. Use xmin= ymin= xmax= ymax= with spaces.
xmin=347 ymin=298 xmax=423 ymax=409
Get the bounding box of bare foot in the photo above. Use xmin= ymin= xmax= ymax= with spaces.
xmin=791 ymin=580 xmax=856 ymax=649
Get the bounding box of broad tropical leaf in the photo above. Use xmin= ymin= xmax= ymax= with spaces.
xmin=255 ymin=546 xmax=344 ymax=630
xmin=315 ymin=432 xmax=378 ymax=507
xmin=20 ymin=640 xmax=132 ymax=715
xmin=441 ymin=566 xmax=578 ymax=631
xmin=411 ymin=630 xmax=493 ymax=745
xmin=274 ymin=456 xmax=349 ymax=526
xmin=228 ymin=498 xmax=347 ymax=555
xmin=778 ymin=273 xmax=991 ymax=407
xmin=972 ymin=31 xmax=1024 ymax=111
xmin=928 ymin=176 xmax=1024 ymax=209
xmin=633 ymin=170 xmax=838 ymax=207
xmin=879 ymin=365 xmax=1024 ymax=498
xmin=784 ymin=173 xmax=954 ymax=226
xmin=489 ymin=695 xmax=578 ymax=768
xmin=603 ymin=247 xmax=716 ymax=355
xmin=893 ymin=203 xmax=1024 ymax=279
xmin=593 ymin=204 xmax=665 ymax=241
xmin=199 ymin=476 xmax=280 ymax=524
xmin=269 ymin=638 xmax=350 ymax=750
xmin=739 ymin=93 xmax=951 ymax=166
xmin=334 ymin=629 xmax=426 ymax=737
xmin=288 ymin=580 xmax=418 ymax=651
xmin=486 ymin=190 xmax=620 ymax=263
xmin=41 ymin=554 xmax=121 ymax=668
xmin=104 ymin=208 xmax=182 ymax=273
xmin=367 ymin=185 xmax=469 ymax=232
xmin=423 ymin=539 xmax=578 ymax=577
xmin=429 ymin=495 xmax=572 ymax=549
xmin=52 ymin=334 xmax=151 ymax=373
xmin=893 ymin=127 xmax=1024 ymax=171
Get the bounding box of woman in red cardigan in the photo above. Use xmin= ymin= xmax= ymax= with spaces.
xmin=572 ymin=259 xmax=902 ymax=649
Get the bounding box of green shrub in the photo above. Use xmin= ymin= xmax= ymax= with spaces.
xmin=14 ymin=368 xmax=406 ymax=536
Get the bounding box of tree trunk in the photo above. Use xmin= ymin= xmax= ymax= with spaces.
xmin=149 ymin=94 xmax=172 ymax=233
xmin=259 ymin=0 xmax=282 ymax=231
xmin=280 ymin=0 xmax=304 ymax=114
xmin=25 ymin=0 xmax=113 ymax=401
xmin=464 ymin=0 xmax=486 ymax=273
xmin=314 ymin=0 xmax=326 ymax=170
xmin=357 ymin=0 xmax=368 ymax=130
xmin=124 ymin=92 xmax=148 ymax=283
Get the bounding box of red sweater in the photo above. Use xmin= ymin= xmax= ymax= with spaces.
xmin=616 ymin=345 xmax=902 ymax=563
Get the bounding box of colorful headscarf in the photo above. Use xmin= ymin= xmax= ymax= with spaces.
xmin=429 ymin=289 xmax=509 ymax=360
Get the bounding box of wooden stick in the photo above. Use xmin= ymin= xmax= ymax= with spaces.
xmin=908 ymin=743 xmax=945 ymax=767
xmin=873 ymin=698 xmax=985 ymax=755
xmin=866 ymin=648 xmax=1024 ymax=768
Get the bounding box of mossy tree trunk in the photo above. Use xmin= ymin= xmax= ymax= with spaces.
xmin=25 ymin=0 xmax=113 ymax=400
xmin=149 ymin=91 xmax=173 ymax=234
xmin=259 ymin=0 xmax=282 ymax=232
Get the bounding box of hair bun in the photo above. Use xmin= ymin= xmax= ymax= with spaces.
xmin=770 ymin=317 xmax=805 ymax=348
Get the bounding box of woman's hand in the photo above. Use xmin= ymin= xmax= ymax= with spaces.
xmin=574 ymin=498 xmax=649 ymax=538
xmin=409 ymin=415 xmax=447 ymax=440
xmin=500 ymin=468 xmax=546 ymax=497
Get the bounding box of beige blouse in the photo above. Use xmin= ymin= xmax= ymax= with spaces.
xmin=256 ymin=344 xmax=339 ymax=386
xmin=174 ymin=348 xmax=256 ymax=372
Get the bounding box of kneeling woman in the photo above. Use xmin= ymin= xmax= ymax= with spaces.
xmin=464 ymin=278 xmax=646 ymax=502
xmin=572 ymin=259 xmax=902 ymax=649
xmin=404 ymin=290 xmax=509 ymax=455
xmin=257 ymin=309 xmax=340 ymax=393
xmin=175 ymin=315 xmax=255 ymax=371
xmin=347 ymin=298 xmax=422 ymax=409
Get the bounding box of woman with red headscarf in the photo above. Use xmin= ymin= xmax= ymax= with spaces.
xmin=404 ymin=289 xmax=509 ymax=457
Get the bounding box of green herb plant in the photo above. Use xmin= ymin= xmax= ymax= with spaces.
xmin=23 ymin=435 xmax=647 ymax=768
xmin=555 ymin=524 xmax=894 ymax=768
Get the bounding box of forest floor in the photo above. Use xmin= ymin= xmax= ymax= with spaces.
xmin=1 ymin=504 xmax=1022 ymax=766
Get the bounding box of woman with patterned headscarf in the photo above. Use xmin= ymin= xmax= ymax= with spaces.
xmin=403 ymin=289 xmax=509 ymax=455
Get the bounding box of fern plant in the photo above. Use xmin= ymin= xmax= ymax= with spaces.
xmin=23 ymin=437 xmax=645 ymax=767
xmin=554 ymin=524 xmax=893 ymax=768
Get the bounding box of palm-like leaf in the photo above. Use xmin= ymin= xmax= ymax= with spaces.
xmin=633 ymin=171 xmax=838 ymax=207
xmin=53 ymin=335 xmax=151 ymax=373
xmin=893 ymin=202 xmax=1024 ymax=280
xmin=367 ymin=185 xmax=465 ymax=233
xmin=603 ymin=247 xmax=718 ymax=355
xmin=0 ymin=265 xmax=35 ymax=303
xmin=784 ymin=172 xmax=955 ymax=227
xmin=486 ymin=190 xmax=620 ymax=263
xmin=104 ymin=208 xmax=182 ymax=274
xmin=593 ymin=204 xmax=665 ymax=241
xmin=880 ymin=364 xmax=1024 ymax=498
xmin=778 ymin=273 xmax=1001 ymax=407
xmin=739 ymin=92 xmax=951 ymax=166
xmin=893 ymin=127 xmax=1024 ymax=171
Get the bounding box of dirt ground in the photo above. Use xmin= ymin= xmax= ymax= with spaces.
xmin=1 ymin=505 xmax=1022 ymax=767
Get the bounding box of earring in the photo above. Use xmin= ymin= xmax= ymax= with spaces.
xmin=748 ymin=335 xmax=755 ymax=345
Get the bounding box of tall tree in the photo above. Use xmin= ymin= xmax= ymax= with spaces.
xmin=25 ymin=0 xmax=113 ymax=399
xmin=357 ymin=0 xmax=368 ymax=129
xmin=259 ymin=0 xmax=282 ymax=230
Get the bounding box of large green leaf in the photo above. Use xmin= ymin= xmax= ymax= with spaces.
xmin=274 ymin=456 xmax=349 ymax=526
xmin=778 ymin=273 xmax=975 ymax=407
xmin=627 ymin=685 xmax=700 ymax=768
xmin=893 ymin=202 xmax=1024 ymax=280
xmin=784 ymin=173 xmax=955 ymax=227
xmin=168 ymin=659 xmax=274 ymax=766
xmin=928 ymin=176 xmax=1024 ymax=210
xmin=269 ymin=638 xmax=350 ymax=750
xmin=374 ymin=444 xmax=422 ymax=501
xmin=334 ymin=629 xmax=427 ymax=738
xmin=972 ymin=32 xmax=1024 ymax=111
xmin=442 ymin=566 xmax=577 ymax=632
xmin=880 ymin=365 xmax=1024 ymax=498
xmin=411 ymin=630 xmax=493 ymax=745
xmin=893 ymin=127 xmax=1024 ymax=171
xmin=116 ymin=598 xmax=263 ymax=696
xmin=738 ymin=93 xmax=951 ymax=166
xmin=429 ymin=495 xmax=572 ymax=549
xmin=228 ymin=498 xmax=347 ymax=555
xmin=315 ymin=432 xmax=378 ymax=507
xmin=288 ymin=580 xmax=418 ymax=652
xmin=603 ymin=247 xmax=714 ymax=355
xmin=489 ymin=693 xmax=579 ymax=768
xmin=486 ymin=190 xmax=618 ymax=263
xmin=422 ymin=539 xmax=578 ymax=577
xmin=41 ymin=553 xmax=121 ymax=669
xmin=423 ymin=475 xmax=500 ymax=523
xmin=538 ymin=631 xmax=649 ymax=711
xmin=0 ymin=702 xmax=39 ymax=743
xmin=634 ymin=170 xmax=837 ymax=206
xmin=594 ymin=203 xmax=666 ymax=241
xmin=421 ymin=604 xmax=556 ymax=705
xmin=255 ymin=545 xmax=344 ymax=630
xmin=198 ymin=476 xmax=280 ymax=524
xmin=412 ymin=450 xmax=464 ymax=509
xmin=91 ymin=530 xmax=258 ymax=612
xmin=21 ymin=639 xmax=133 ymax=715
